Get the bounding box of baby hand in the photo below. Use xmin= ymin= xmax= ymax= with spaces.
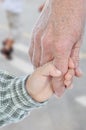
xmin=26 ymin=62 xmax=62 ymax=102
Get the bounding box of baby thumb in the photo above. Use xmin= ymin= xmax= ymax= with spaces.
xmin=41 ymin=62 xmax=62 ymax=77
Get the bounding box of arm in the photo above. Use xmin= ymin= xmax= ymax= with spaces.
xmin=0 ymin=70 xmax=44 ymax=127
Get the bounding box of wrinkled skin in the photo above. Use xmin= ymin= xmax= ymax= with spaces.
xmin=29 ymin=0 xmax=86 ymax=96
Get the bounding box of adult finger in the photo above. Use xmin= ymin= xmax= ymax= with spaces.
xmin=71 ymin=39 xmax=82 ymax=77
xmin=52 ymin=40 xmax=74 ymax=97
xmin=65 ymin=69 xmax=74 ymax=80
xmin=64 ymin=69 xmax=74 ymax=88
xmin=32 ymin=31 xmax=42 ymax=67
xmin=40 ymin=29 xmax=54 ymax=66
xmin=64 ymin=58 xmax=74 ymax=88
xmin=68 ymin=58 xmax=75 ymax=69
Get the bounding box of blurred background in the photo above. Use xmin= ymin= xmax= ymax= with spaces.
xmin=0 ymin=0 xmax=86 ymax=130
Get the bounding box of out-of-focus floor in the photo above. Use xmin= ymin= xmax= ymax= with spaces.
xmin=0 ymin=0 xmax=86 ymax=130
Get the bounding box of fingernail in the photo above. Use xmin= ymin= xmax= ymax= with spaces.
xmin=56 ymin=70 xmax=62 ymax=76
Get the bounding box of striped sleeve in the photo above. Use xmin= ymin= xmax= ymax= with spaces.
xmin=0 ymin=70 xmax=46 ymax=127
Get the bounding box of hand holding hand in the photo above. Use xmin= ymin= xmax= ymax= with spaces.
xmin=29 ymin=0 xmax=85 ymax=96
xmin=26 ymin=62 xmax=62 ymax=102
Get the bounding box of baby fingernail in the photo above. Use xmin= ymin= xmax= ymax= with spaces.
xmin=56 ymin=70 xmax=62 ymax=76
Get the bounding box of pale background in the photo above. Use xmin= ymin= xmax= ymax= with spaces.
xmin=0 ymin=0 xmax=86 ymax=130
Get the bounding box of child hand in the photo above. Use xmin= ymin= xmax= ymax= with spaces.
xmin=26 ymin=62 xmax=62 ymax=102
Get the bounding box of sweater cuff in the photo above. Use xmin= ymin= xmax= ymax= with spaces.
xmin=11 ymin=75 xmax=47 ymax=111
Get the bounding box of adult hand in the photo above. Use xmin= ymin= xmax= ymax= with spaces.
xmin=29 ymin=0 xmax=86 ymax=96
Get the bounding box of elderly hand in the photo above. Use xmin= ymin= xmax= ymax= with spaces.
xmin=29 ymin=0 xmax=85 ymax=96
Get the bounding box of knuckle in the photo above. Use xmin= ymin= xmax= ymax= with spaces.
xmin=54 ymin=45 xmax=67 ymax=57
xmin=54 ymin=39 xmax=73 ymax=56
xmin=55 ymin=40 xmax=69 ymax=51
